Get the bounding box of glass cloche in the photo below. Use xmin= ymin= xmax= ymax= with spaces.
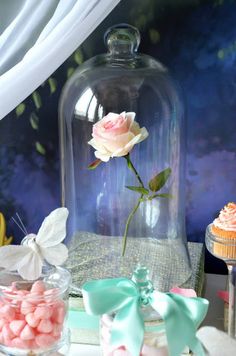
xmin=59 ymin=24 xmax=191 ymax=292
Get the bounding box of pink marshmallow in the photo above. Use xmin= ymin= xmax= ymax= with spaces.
xmin=44 ymin=288 xmax=60 ymax=303
xmin=20 ymin=324 xmax=35 ymax=340
xmin=25 ymin=312 xmax=40 ymax=328
xmin=34 ymin=305 xmax=53 ymax=320
xmin=37 ymin=319 xmax=53 ymax=334
xmin=9 ymin=320 xmax=26 ymax=336
xmin=11 ymin=282 xmax=18 ymax=291
xmin=15 ymin=313 xmax=25 ymax=320
xmin=35 ymin=333 xmax=55 ymax=348
xmin=101 ymin=316 xmax=168 ymax=356
xmin=31 ymin=281 xmax=46 ymax=294
xmin=2 ymin=324 xmax=15 ymax=340
xmin=53 ymin=299 xmax=65 ymax=308
xmin=0 ymin=319 xmax=5 ymax=331
xmin=0 ymin=331 xmax=3 ymax=343
xmin=113 ymin=350 xmax=130 ymax=356
xmin=11 ymin=337 xmax=31 ymax=349
xmin=52 ymin=323 xmax=63 ymax=338
xmin=9 ymin=299 xmax=21 ymax=309
xmin=44 ymin=288 xmax=59 ymax=297
xmin=28 ymin=339 xmax=38 ymax=349
xmin=21 ymin=301 xmax=35 ymax=315
xmin=102 ymin=314 xmax=113 ymax=328
xmin=51 ymin=306 xmax=65 ymax=324
xmin=2 ymin=338 xmax=13 ymax=347
xmin=0 ymin=305 xmax=16 ymax=321
xmin=17 ymin=290 xmax=29 ymax=297
xmin=141 ymin=344 xmax=169 ymax=356
xmin=27 ymin=293 xmax=44 ymax=305
xmin=101 ymin=324 xmax=111 ymax=342
xmin=0 ymin=283 xmax=65 ymax=350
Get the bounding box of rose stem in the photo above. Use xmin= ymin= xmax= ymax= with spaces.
xmin=125 ymin=154 xmax=144 ymax=188
xmin=122 ymin=197 xmax=143 ymax=256
xmin=122 ymin=154 xmax=145 ymax=256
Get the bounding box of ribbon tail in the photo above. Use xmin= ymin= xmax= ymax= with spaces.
xmin=151 ymin=291 xmax=209 ymax=356
xmin=189 ymin=336 xmax=206 ymax=356
xmin=111 ymin=298 xmax=144 ymax=356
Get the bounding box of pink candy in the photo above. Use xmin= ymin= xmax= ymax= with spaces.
xmin=20 ymin=325 xmax=35 ymax=340
xmin=25 ymin=313 xmax=40 ymax=328
xmin=35 ymin=333 xmax=55 ymax=348
xmin=37 ymin=319 xmax=53 ymax=334
xmin=31 ymin=281 xmax=46 ymax=294
xmin=100 ymin=315 xmax=168 ymax=356
xmin=0 ymin=305 xmax=16 ymax=320
xmin=34 ymin=305 xmax=53 ymax=320
xmin=9 ymin=320 xmax=26 ymax=336
xmin=21 ymin=301 xmax=35 ymax=315
xmin=0 ymin=281 xmax=65 ymax=350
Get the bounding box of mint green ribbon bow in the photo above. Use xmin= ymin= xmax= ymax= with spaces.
xmin=82 ymin=278 xmax=209 ymax=356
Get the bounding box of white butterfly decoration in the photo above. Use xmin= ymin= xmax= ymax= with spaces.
xmin=0 ymin=208 xmax=69 ymax=280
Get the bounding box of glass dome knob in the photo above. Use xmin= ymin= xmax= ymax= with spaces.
xmin=104 ymin=23 xmax=141 ymax=57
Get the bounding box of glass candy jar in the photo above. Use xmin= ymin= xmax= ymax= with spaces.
xmin=59 ymin=24 xmax=191 ymax=292
xmin=0 ymin=266 xmax=71 ymax=355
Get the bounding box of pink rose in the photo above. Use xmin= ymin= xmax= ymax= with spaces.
xmin=88 ymin=112 xmax=148 ymax=162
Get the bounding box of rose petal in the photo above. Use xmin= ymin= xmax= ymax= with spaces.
xmin=118 ymin=127 xmax=148 ymax=154
xmin=93 ymin=112 xmax=129 ymax=138
xmin=89 ymin=112 xmax=149 ymax=160
xmin=94 ymin=151 xmax=111 ymax=162
xmin=111 ymin=146 xmax=132 ymax=157
xmin=129 ymin=120 xmax=141 ymax=135
xmin=120 ymin=133 xmax=143 ymax=153
xmin=125 ymin=112 xmax=136 ymax=129
xmin=88 ymin=138 xmax=110 ymax=155
xmin=136 ymin=127 xmax=149 ymax=142
xmin=103 ymin=132 xmax=135 ymax=153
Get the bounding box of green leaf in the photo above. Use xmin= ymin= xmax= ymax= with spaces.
xmin=148 ymin=193 xmax=172 ymax=201
xmin=67 ymin=67 xmax=75 ymax=78
xmin=88 ymin=159 xmax=102 ymax=170
xmin=126 ymin=186 xmax=149 ymax=195
xmin=134 ymin=14 xmax=147 ymax=30
xmin=148 ymin=168 xmax=171 ymax=192
xmin=35 ymin=142 xmax=46 ymax=155
xmin=48 ymin=77 xmax=57 ymax=94
xmin=30 ymin=112 xmax=39 ymax=130
xmin=74 ymin=49 xmax=83 ymax=65
xmin=32 ymin=91 xmax=42 ymax=110
xmin=149 ymin=29 xmax=160 ymax=44
xmin=15 ymin=103 xmax=26 ymax=117
xmin=155 ymin=193 xmax=172 ymax=198
xmin=125 ymin=154 xmax=132 ymax=169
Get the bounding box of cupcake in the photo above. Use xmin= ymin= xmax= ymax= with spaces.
xmin=211 ymin=202 xmax=236 ymax=239
xmin=211 ymin=202 xmax=236 ymax=259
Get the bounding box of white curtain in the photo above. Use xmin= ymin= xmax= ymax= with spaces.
xmin=0 ymin=0 xmax=120 ymax=120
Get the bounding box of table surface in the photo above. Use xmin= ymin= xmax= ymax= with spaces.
xmin=69 ymin=273 xmax=227 ymax=355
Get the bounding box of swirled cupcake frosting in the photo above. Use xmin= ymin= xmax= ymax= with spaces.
xmin=212 ymin=202 xmax=236 ymax=239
